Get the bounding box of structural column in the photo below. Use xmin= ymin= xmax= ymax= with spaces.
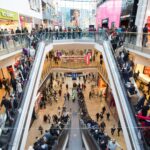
xmin=135 ymin=0 xmax=148 ymax=47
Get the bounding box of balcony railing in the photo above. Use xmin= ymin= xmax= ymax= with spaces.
xmin=0 ymin=30 xmax=149 ymax=150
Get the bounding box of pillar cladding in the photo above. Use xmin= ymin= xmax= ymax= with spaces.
xmin=135 ymin=0 xmax=148 ymax=47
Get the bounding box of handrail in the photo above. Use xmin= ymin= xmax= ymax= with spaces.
xmin=2 ymin=30 xmax=148 ymax=149
xmin=80 ymin=121 xmax=100 ymax=150
xmin=8 ymin=42 xmax=46 ymax=150
xmin=53 ymin=120 xmax=71 ymax=150
xmin=0 ymin=31 xmax=149 ymax=58
xmin=102 ymin=33 xmax=149 ymax=149
xmin=102 ymin=41 xmax=144 ymax=150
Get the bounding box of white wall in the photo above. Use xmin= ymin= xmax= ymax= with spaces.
xmin=0 ymin=0 xmax=42 ymax=19
xmin=131 ymin=52 xmax=150 ymax=66
xmin=0 ymin=54 xmax=21 ymax=69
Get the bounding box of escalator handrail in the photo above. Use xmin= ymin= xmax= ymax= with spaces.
xmin=103 ymin=39 xmax=149 ymax=149
xmin=100 ymin=38 xmax=145 ymax=150
xmin=53 ymin=120 xmax=71 ymax=150
xmin=80 ymin=123 xmax=100 ymax=150
xmin=8 ymin=42 xmax=46 ymax=150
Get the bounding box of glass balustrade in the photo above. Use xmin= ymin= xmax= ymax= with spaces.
xmin=0 ymin=30 xmax=149 ymax=149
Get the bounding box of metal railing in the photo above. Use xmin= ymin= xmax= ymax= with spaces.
xmin=5 ymin=42 xmax=46 ymax=150
xmin=0 ymin=33 xmax=30 ymax=56
xmin=0 ymin=30 xmax=149 ymax=149
xmin=0 ymin=31 xmax=150 ymax=57
xmin=118 ymin=32 xmax=150 ymax=55
xmin=97 ymin=33 xmax=148 ymax=149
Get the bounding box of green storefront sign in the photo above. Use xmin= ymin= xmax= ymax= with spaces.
xmin=0 ymin=8 xmax=18 ymax=21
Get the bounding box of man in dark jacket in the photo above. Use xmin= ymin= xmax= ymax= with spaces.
xmin=142 ymin=24 xmax=148 ymax=47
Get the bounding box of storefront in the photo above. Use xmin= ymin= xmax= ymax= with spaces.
xmin=147 ymin=16 xmax=150 ymax=43
xmin=19 ymin=15 xmax=33 ymax=32
xmin=32 ymin=17 xmax=42 ymax=29
xmin=96 ymin=0 xmax=122 ymax=29
xmin=0 ymin=8 xmax=19 ymax=31
xmin=102 ymin=18 xmax=109 ymax=28
xmin=135 ymin=64 xmax=150 ymax=85
xmin=97 ymin=73 xmax=119 ymax=119
xmin=120 ymin=0 xmax=138 ymax=28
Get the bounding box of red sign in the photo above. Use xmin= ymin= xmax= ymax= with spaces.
xmin=144 ymin=66 xmax=150 ymax=75
xmin=84 ymin=54 xmax=90 ymax=65
xmin=147 ymin=16 xmax=150 ymax=32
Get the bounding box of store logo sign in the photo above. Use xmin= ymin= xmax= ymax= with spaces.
xmin=1 ymin=11 xmax=14 ymax=18
xmin=0 ymin=9 xmax=18 ymax=20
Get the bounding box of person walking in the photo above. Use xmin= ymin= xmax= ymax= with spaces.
xmin=66 ymin=84 xmax=68 ymax=90
xmin=142 ymin=23 xmax=148 ymax=47
xmin=58 ymin=89 xmax=62 ymax=97
xmin=89 ymin=91 xmax=92 ymax=99
xmin=100 ymin=121 xmax=106 ymax=132
xmin=107 ymin=139 xmax=123 ymax=150
xmin=0 ymin=78 xmax=2 ymax=89
xmin=67 ymin=92 xmax=70 ymax=101
xmin=38 ymin=125 xmax=43 ymax=135
xmin=117 ymin=121 xmax=122 ymax=136
xmin=106 ymin=112 xmax=110 ymax=121
xmin=96 ymin=112 xmax=100 ymax=122
xmin=102 ymin=106 xmax=106 ymax=114
xmin=43 ymin=114 xmax=48 ymax=123
xmin=47 ymin=114 xmax=51 ymax=123
xmin=111 ymin=125 xmax=116 ymax=135
xmin=99 ymin=112 xmax=103 ymax=120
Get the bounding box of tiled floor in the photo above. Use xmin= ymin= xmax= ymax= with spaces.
xmin=25 ymin=75 xmax=126 ymax=150
xmin=25 ymin=78 xmax=66 ymax=149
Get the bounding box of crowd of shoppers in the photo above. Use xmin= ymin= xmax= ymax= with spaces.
xmin=0 ymin=42 xmax=37 ymax=148
xmin=33 ymin=111 xmax=70 ymax=150
xmin=109 ymin=33 xmax=150 ymax=146
xmin=78 ymin=84 xmax=123 ymax=150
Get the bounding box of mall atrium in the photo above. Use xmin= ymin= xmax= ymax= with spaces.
xmin=0 ymin=0 xmax=150 ymax=150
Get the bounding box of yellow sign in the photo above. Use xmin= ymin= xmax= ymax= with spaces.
xmin=0 ymin=8 xmax=18 ymax=21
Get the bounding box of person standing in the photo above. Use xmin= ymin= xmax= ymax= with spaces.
xmin=11 ymin=77 xmax=17 ymax=93
xmin=142 ymin=23 xmax=148 ymax=47
xmin=17 ymin=81 xmax=23 ymax=97
xmin=107 ymin=139 xmax=123 ymax=150
xmin=100 ymin=121 xmax=106 ymax=132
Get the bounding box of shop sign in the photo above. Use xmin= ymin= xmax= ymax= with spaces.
xmin=144 ymin=67 xmax=150 ymax=76
xmin=0 ymin=8 xmax=18 ymax=20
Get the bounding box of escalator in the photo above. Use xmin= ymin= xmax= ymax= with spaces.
xmin=51 ymin=90 xmax=99 ymax=150
xmin=4 ymin=32 xmax=147 ymax=150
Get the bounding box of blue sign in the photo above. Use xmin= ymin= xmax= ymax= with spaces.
xmin=72 ymin=73 xmax=77 ymax=80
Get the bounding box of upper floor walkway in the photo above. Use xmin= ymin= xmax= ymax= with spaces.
xmin=0 ymin=31 xmax=150 ymax=61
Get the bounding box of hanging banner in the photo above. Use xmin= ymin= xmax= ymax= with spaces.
xmin=84 ymin=54 xmax=90 ymax=65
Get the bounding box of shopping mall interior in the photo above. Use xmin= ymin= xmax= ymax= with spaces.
xmin=0 ymin=0 xmax=150 ymax=150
